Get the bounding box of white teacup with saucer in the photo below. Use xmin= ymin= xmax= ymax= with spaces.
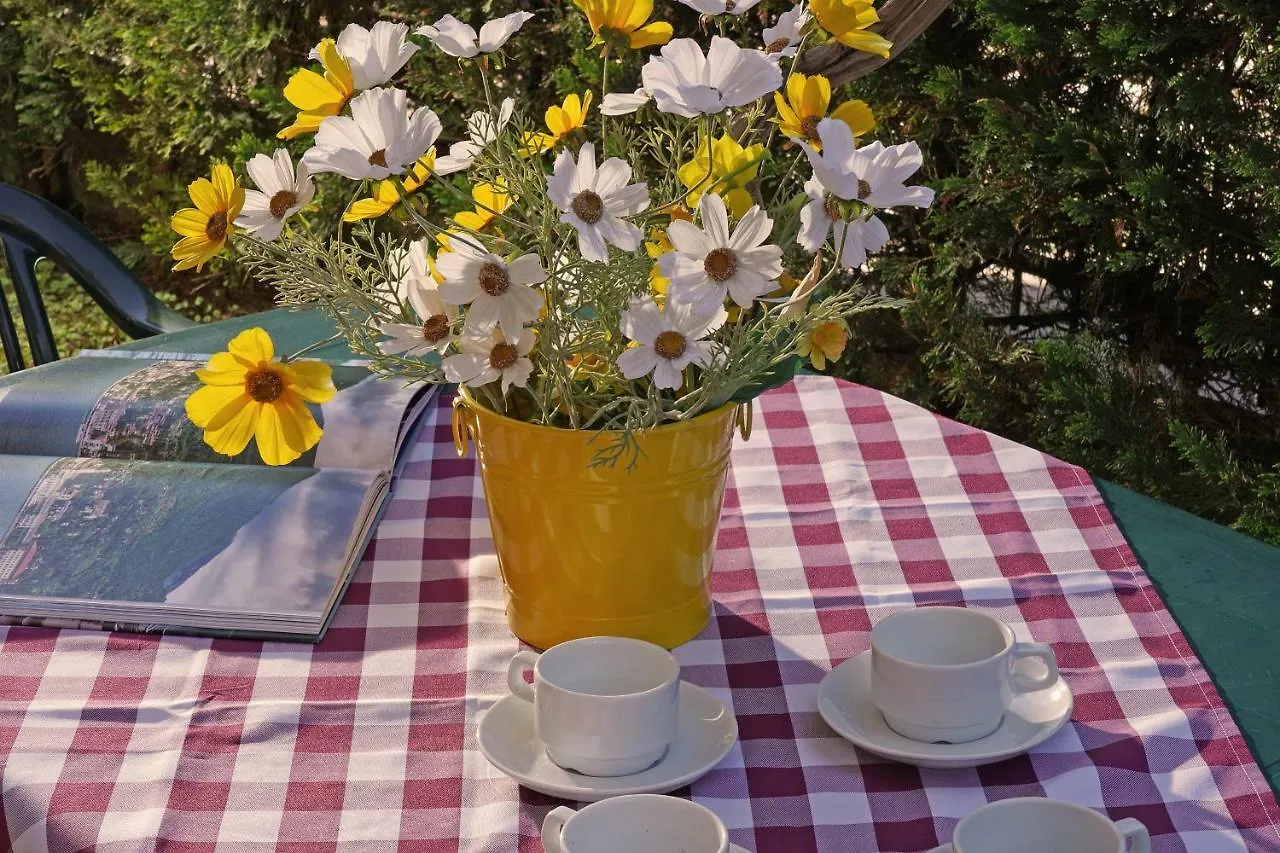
xmin=817 ymin=632 xmax=1072 ymax=768
xmin=542 ymin=795 xmax=753 ymax=853
xmin=927 ymin=797 xmax=1149 ymax=853
xmin=478 ymin=638 xmax=738 ymax=801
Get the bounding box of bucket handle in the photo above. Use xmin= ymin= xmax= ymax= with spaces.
xmin=452 ymin=395 xmax=475 ymax=458
xmin=735 ymin=400 xmax=753 ymax=441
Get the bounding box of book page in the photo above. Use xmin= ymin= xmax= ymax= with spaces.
xmin=0 ymin=454 xmax=378 ymax=620
xmin=0 ymin=355 xmax=424 ymax=471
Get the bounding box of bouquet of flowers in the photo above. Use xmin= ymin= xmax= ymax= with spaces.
xmin=172 ymin=0 xmax=934 ymax=466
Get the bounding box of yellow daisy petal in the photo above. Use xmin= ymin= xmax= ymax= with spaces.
xmin=184 ymin=383 xmax=247 ymax=429
xmin=344 ymin=197 xmax=396 ymax=222
xmin=201 ymin=397 xmax=260 ymax=458
xmin=226 ymin=327 xmax=275 ymax=365
xmin=187 ymin=178 xmax=220 ymax=216
xmin=171 ymin=208 xmax=210 ymax=238
xmin=283 ymin=360 xmax=337 ymax=404
xmin=628 ymin=21 xmax=673 ymax=49
xmin=210 ymin=164 xmax=237 ymax=208
xmin=832 ymin=99 xmax=876 ymax=138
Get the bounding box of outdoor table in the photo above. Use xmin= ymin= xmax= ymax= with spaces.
xmin=1 ymin=309 xmax=1278 ymax=851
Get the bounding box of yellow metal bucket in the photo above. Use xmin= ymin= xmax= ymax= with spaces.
xmin=452 ymin=391 xmax=751 ymax=650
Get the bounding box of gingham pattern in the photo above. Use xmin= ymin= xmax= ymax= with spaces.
xmin=1 ymin=376 xmax=1277 ymax=852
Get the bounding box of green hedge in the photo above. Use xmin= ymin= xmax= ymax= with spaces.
xmin=1 ymin=0 xmax=1277 ymax=542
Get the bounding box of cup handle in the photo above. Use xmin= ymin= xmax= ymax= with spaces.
xmin=507 ymin=650 xmax=539 ymax=701
xmin=541 ymin=806 xmax=575 ymax=853
xmin=1115 ymin=818 xmax=1149 ymax=853
xmin=1010 ymin=642 xmax=1059 ymax=692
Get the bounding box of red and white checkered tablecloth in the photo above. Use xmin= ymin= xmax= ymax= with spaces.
xmin=1 ymin=376 xmax=1278 ymax=852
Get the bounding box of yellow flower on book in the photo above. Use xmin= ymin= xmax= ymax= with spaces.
xmin=797 ymin=319 xmax=849 ymax=370
xmin=522 ymin=92 xmax=593 ymax=155
xmin=773 ymin=73 xmax=875 ymax=151
xmin=185 ymin=328 xmax=336 ymax=466
xmin=170 ymin=164 xmax=244 ymax=273
xmin=573 ymin=0 xmax=673 ymax=49
xmin=810 ymin=0 xmax=893 ymax=59
xmin=343 ymin=152 xmax=437 ymax=222
xmin=453 ymin=179 xmax=514 ymax=233
xmin=278 ymin=39 xmax=355 ymax=140
xmin=677 ymin=134 xmax=765 ymax=221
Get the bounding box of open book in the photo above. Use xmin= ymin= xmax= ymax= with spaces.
xmin=0 ymin=349 xmax=436 ymax=642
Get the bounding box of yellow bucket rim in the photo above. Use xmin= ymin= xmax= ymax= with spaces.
xmin=455 ymin=386 xmax=740 ymax=439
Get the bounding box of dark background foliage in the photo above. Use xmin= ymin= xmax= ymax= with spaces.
xmin=1 ymin=0 xmax=1277 ymax=542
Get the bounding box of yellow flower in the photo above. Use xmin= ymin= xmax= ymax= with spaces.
xmin=573 ymin=0 xmax=673 ymax=50
xmin=645 ymin=206 xmax=693 ymax=295
xmin=453 ymin=179 xmax=514 ymax=233
xmin=170 ymin=164 xmax=244 ymax=273
xmin=797 ymin=320 xmax=849 ymax=371
xmin=810 ymin=0 xmax=893 ymax=58
xmin=278 ymin=39 xmax=355 ymax=140
xmin=522 ymin=91 xmax=593 ymax=155
xmin=773 ymin=73 xmax=875 ymax=151
xmin=185 ymin=328 xmax=336 ymax=466
xmin=343 ymin=152 xmax=437 ymax=222
xmin=677 ymin=135 xmax=766 ymax=220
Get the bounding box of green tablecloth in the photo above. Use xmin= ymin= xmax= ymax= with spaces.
xmin=121 ymin=307 xmax=1280 ymax=795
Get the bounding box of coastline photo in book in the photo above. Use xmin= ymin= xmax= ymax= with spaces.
xmin=0 ymin=350 xmax=436 ymax=641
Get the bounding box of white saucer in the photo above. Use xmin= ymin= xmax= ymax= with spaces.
xmin=477 ymin=680 xmax=738 ymax=802
xmin=817 ymin=651 xmax=1073 ymax=769
xmin=927 ymin=845 xmax=953 ymax=852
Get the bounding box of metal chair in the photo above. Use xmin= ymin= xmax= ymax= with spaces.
xmin=0 ymin=183 xmax=196 ymax=372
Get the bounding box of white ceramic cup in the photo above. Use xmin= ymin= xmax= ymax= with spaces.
xmin=870 ymin=607 xmax=1059 ymax=743
xmin=541 ymin=794 xmax=729 ymax=853
xmin=507 ymin=636 xmax=680 ymax=777
xmin=952 ymin=797 xmax=1150 ymax=853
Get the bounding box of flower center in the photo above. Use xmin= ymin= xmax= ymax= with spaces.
xmin=245 ymin=368 xmax=284 ymax=403
xmin=421 ymin=314 xmax=450 ymax=343
xmin=824 ymin=195 xmax=842 ymax=221
xmin=801 ymin=115 xmax=822 ymax=142
xmin=269 ymin=190 xmax=298 ymax=219
xmin=205 ymin=211 xmax=228 ymax=242
xmin=724 ymin=0 xmax=736 ymax=9
xmin=571 ymin=190 xmax=605 ymax=224
xmin=765 ymin=37 xmax=791 ymax=54
xmin=489 ymin=342 xmax=519 ymax=370
xmin=857 ymin=178 xmax=872 ymax=200
xmin=368 ymin=149 xmax=388 ymax=168
xmin=703 ymin=248 xmax=737 ymax=282
xmin=654 ymin=331 xmax=687 ymax=360
xmin=478 ymin=262 xmax=510 ymax=296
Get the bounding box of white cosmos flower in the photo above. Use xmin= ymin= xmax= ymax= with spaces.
xmin=443 ymin=327 xmax=535 ymax=395
xmin=235 ymin=149 xmax=314 ymax=241
xmin=799 ymin=118 xmax=933 ymax=268
xmin=617 ymin=296 xmax=726 ymax=391
xmin=803 ymin=118 xmax=936 ymax=207
xmin=600 ymin=89 xmax=650 ymax=116
xmin=434 ymin=98 xmax=515 ymax=175
xmin=763 ymin=3 xmax=810 ymax=58
xmin=677 ymin=0 xmax=767 ymax=14
xmin=416 ymin=12 xmax=533 ymax=59
xmin=303 ymin=88 xmax=441 ymax=181
xmin=548 ymin=142 xmax=649 ymax=263
xmin=436 ymin=237 xmax=546 ymax=337
xmin=798 ymin=175 xmax=891 ymax=269
xmin=660 ymin=193 xmax=784 ymax=314
xmin=310 ymin=21 xmax=418 ymax=89
xmin=641 ymin=37 xmax=782 ymax=118
xmin=378 ymin=240 xmax=456 ymax=357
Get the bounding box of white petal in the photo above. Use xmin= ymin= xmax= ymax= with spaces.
xmin=666 ymin=220 xmax=713 ymax=257
xmin=652 ymin=358 xmax=684 ymax=391
xmin=547 ymin=148 xmax=576 ymax=208
xmin=729 ymin=206 xmax=773 ymax=252
xmin=595 ymin=216 xmax=643 ymax=253
xmin=572 ymin=142 xmax=597 ymax=195
xmin=594 ymin=157 xmax=632 ymax=197
xmin=617 ymin=346 xmax=659 ymax=381
xmin=621 ymin=297 xmax=666 ymax=344
xmin=699 ymin=193 xmax=731 ymax=249
xmin=477 ymin=11 xmax=534 ymax=53
xmin=600 ymin=91 xmax=649 ymax=115
xmin=438 ymin=279 xmax=481 ymax=306
xmin=417 ymin=15 xmax=479 ymax=58
xmin=507 ymin=253 xmax=548 ymax=285
xmin=571 ymin=219 xmax=609 ymax=263
xmin=603 ymin=182 xmax=650 ymax=217
xmin=442 ymin=352 xmax=486 ymax=383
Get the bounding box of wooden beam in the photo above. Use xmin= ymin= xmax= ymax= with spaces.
xmin=797 ymin=0 xmax=953 ymax=86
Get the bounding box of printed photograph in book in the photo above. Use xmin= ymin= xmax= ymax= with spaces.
xmin=0 ymin=355 xmax=418 ymax=470
xmin=0 ymin=454 xmax=375 ymax=615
